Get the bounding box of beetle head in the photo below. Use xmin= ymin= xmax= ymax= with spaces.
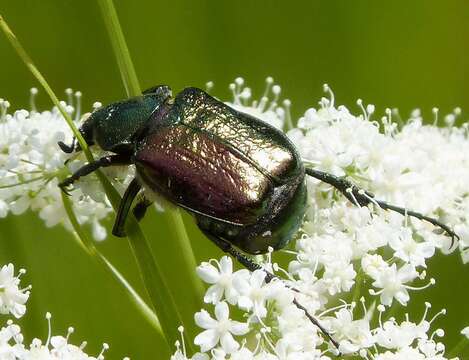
xmin=58 ymin=85 xmax=172 ymax=154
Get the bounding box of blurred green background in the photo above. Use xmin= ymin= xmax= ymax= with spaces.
xmin=0 ymin=1 xmax=468 ymax=358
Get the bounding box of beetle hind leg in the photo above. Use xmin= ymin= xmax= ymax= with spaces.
xmin=112 ymin=178 xmax=141 ymax=237
xmin=202 ymin=231 xmax=340 ymax=352
xmin=304 ymin=167 xmax=459 ymax=244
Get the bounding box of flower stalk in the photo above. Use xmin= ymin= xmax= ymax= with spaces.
xmin=61 ymin=192 xmax=162 ymax=333
xmin=97 ymin=0 xmax=204 ymax=343
xmin=0 ymin=13 xmax=189 ymax=351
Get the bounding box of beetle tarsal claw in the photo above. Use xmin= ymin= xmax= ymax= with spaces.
xmin=58 ymin=181 xmax=74 ymax=195
xmin=58 ymin=140 xmax=75 ymax=153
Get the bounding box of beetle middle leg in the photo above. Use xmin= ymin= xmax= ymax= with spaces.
xmin=305 ymin=167 xmax=459 ymax=243
xmin=202 ymin=231 xmax=340 ymax=352
xmin=59 ymin=154 xmax=131 ymax=193
xmin=112 ymin=178 xmax=142 ymax=237
xmin=132 ymin=194 xmax=153 ymax=222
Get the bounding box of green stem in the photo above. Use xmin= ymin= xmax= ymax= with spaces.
xmin=97 ymin=0 xmax=204 ymax=341
xmin=352 ymin=269 xmax=364 ymax=304
xmin=0 ymin=13 xmax=183 ymax=350
xmin=61 ymin=192 xmax=161 ymax=333
xmin=97 ymin=0 xmax=140 ymax=98
xmin=448 ymin=337 xmax=469 ymax=359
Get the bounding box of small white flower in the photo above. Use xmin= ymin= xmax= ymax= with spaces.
xmin=369 ymin=263 xmax=421 ymax=306
xmin=0 ymin=264 xmax=30 ymax=318
xmin=196 ymin=256 xmax=249 ymax=305
xmin=233 ymin=270 xmax=271 ymax=319
xmin=389 ymin=227 xmax=435 ymax=268
xmin=194 ymin=302 xmax=249 ymax=354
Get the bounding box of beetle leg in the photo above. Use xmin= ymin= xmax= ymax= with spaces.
xmin=112 ymin=178 xmax=141 ymax=237
xmin=202 ymin=232 xmax=275 ymax=281
xmin=59 ymin=154 xmax=131 ymax=192
xmin=203 ymin=231 xmax=340 ymax=352
xmin=58 ymin=138 xmax=76 ymax=153
xmin=305 ymin=168 xmax=459 ymax=245
xmin=132 ymin=195 xmax=153 ymax=222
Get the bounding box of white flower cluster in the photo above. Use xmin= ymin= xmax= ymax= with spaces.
xmin=0 ymin=90 xmax=132 ymax=240
xmin=0 ymin=263 xmax=116 ymax=359
xmin=172 ymin=79 xmax=469 ymax=359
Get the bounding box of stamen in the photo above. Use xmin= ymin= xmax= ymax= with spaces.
xmin=260 ymin=326 xmax=276 ymax=353
xmin=45 ymin=312 xmax=52 ymax=347
xmin=263 ymin=76 xmax=274 ymax=98
xmin=30 ymin=87 xmax=38 ymax=112
xmin=346 ymin=187 xmax=360 ymax=207
xmin=205 ymin=81 xmax=214 ymax=92
xmin=235 ymin=77 xmax=245 ymax=88
xmin=356 ymin=99 xmax=367 ymax=120
xmin=429 ymin=308 xmax=447 ymax=325
xmin=283 ymin=99 xmax=293 ymax=130
xmin=377 ymin=304 xmax=385 ymax=328
xmin=359 ymin=189 xmax=380 ymax=207
xmin=65 ymin=88 xmax=73 ymax=106
xmin=432 ymin=107 xmax=439 ymax=126
xmin=93 ymin=102 xmax=103 ymax=110
xmin=319 ymin=302 xmax=351 ymax=317
xmin=178 ymin=326 xmax=186 ymax=356
xmin=384 ymin=108 xmax=392 ymax=125
xmin=431 ymin=328 xmax=445 ymax=340
xmin=404 ymin=278 xmax=435 ymax=291
xmin=97 ymin=343 xmax=109 ymax=359
xmin=323 ymin=83 xmax=335 ymax=108
xmin=421 ymin=302 xmax=432 ymax=324
xmin=66 ymin=326 xmax=74 ymax=341
xmin=229 ymin=83 xmax=239 ymax=105
xmin=0 ymin=99 xmax=10 ymax=121
xmin=271 ymin=85 xmax=281 ymax=104
xmin=367 ymin=104 xmax=375 ymax=121
xmin=74 ymin=91 xmax=82 ymax=122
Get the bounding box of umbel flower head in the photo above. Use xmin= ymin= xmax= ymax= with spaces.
xmin=170 ymin=78 xmax=469 ymax=359
xmin=0 ymin=89 xmax=134 ymax=240
xmin=0 ymin=262 xmax=121 ymax=360
xmin=1 ymin=78 xmax=469 ymax=359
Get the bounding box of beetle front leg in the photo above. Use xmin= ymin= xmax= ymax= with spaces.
xmin=59 ymin=154 xmax=131 ymax=193
xmin=112 ymin=178 xmax=141 ymax=237
xmin=304 ymin=167 xmax=459 ymax=243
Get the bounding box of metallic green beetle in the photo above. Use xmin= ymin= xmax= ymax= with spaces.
xmin=59 ymin=85 xmax=458 ymax=350
xmin=59 ymin=85 xmax=458 ymax=263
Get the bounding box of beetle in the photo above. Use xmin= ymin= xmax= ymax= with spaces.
xmin=58 ymin=85 xmax=458 ymax=349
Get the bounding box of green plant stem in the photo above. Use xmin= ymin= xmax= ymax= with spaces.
xmin=0 ymin=13 xmax=184 ymax=350
xmin=97 ymin=0 xmax=204 ymax=344
xmin=448 ymin=337 xmax=469 ymax=359
xmin=97 ymin=0 xmax=140 ymax=98
xmin=61 ymin=192 xmax=161 ymax=333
